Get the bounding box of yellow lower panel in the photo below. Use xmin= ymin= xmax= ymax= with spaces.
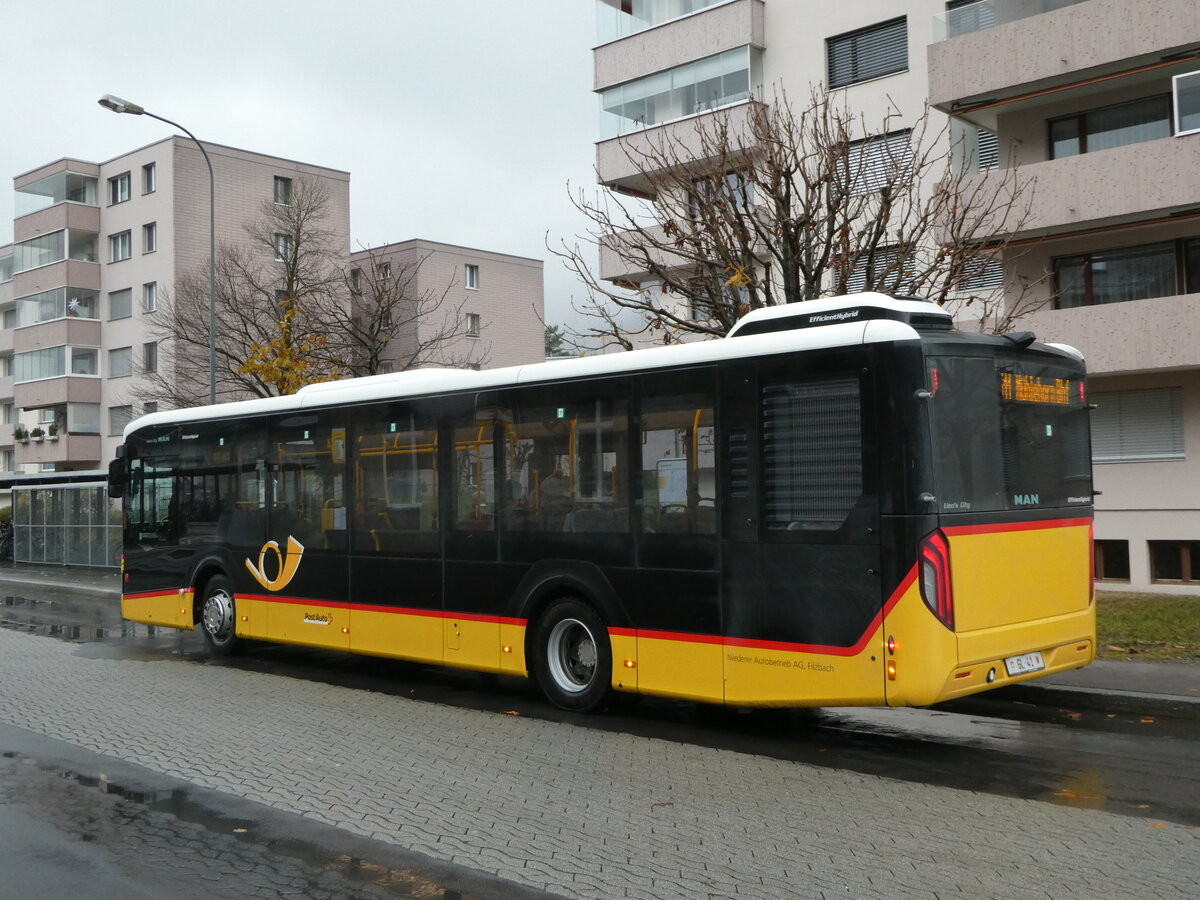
xmin=349 ymin=608 xmax=442 ymax=664
xmin=499 ymin=622 xmax=527 ymax=676
xmin=122 ymin=591 xmax=194 ymax=630
xmin=883 ymin=580 xmax=960 ymax=707
xmin=236 ymin=596 xmax=271 ymax=640
xmin=267 ymin=601 xmax=350 ymax=651
xmin=443 ymin=616 xmax=499 ymax=672
xmin=723 ymin=639 xmax=886 ymax=707
xmin=635 ymin=636 xmax=723 ymax=703
xmin=935 ymin=635 xmax=1094 ymax=702
xmin=610 ymin=631 xmax=638 ymax=693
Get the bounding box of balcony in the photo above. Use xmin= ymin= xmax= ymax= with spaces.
xmin=595 ymin=0 xmax=764 ymax=90
xmin=14 ymin=169 xmax=99 ymax=218
xmin=14 ymin=202 xmax=101 ymax=244
xmin=597 ymin=99 xmax=762 ymax=195
xmin=14 ymin=376 xmax=102 ymax=411
xmin=928 ymin=0 xmax=1200 ymax=121
xmin=932 ymin=0 xmax=1092 ymax=43
xmin=954 ymin=133 xmax=1200 ymax=238
xmin=11 ymin=259 xmax=101 ymax=299
xmin=1023 ymin=291 xmax=1200 ymax=376
xmin=14 ymin=432 xmax=103 ymax=468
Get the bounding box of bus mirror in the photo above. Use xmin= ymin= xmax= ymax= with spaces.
xmin=107 ymin=458 xmax=125 ymax=499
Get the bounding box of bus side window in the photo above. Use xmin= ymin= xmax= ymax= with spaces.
xmin=453 ymin=409 xmax=495 ymax=531
xmin=640 ymin=395 xmax=716 ymax=535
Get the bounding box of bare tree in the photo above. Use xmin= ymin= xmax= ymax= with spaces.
xmin=555 ymin=86 xmax=1045 ymax=348
xmin=141 ymin=177 xmax=347 ymax=404
xmin=319 ymin=246 xmax=486 ymax=377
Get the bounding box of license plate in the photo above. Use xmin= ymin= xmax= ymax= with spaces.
xmin=1004 ymin=651 xmax=1045 ymax=676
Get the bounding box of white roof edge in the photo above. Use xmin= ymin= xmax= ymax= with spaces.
xmin=727 ymin=292 xmax=946 ymax=336
xmin=123 ymin=318 xmax=922 ymax=439
xmin=1043 ymin=342 xmax=1085 ymax=361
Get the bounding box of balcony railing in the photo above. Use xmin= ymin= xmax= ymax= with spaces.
xmin=933 ymin=0 xmax=1092 ymax=42
xmin=596 ymin=0 xmax=734 ymax=45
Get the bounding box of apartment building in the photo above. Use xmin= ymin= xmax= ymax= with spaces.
xmin=349 ymin=239 xmax=544 ymax=372
xmin=1 ymin=140 xmax=547 ymax=487
xmin=0 ymin=137 xmax=352 ymax=474
xmin=592 ymin=0 xmax=1200 ymax=593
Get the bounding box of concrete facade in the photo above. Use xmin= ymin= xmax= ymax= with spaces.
xmin=1 ymin=141 xmax=547 ymax=489
xmin=350 ymin=239 xmax=544 ymax=373
xmin=592 ymin=0 xmax=1200 ymax=593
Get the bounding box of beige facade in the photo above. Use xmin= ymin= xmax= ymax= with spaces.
xmin=593 ymin=0 xmax=1200 ymax=593
xmin=350 ymin=239 xmax=544 ymax=373
xmin=3 ymin=140 xmax=546 ymax=483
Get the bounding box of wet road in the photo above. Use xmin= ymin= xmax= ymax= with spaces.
xmin=4 ymin=582 xmax=1198 ymax=834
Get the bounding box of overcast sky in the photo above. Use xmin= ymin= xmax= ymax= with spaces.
xmin=1 ymin=0 xmax=601 ymax=328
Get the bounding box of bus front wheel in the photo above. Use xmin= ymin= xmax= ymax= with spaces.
xmin=532 ymin=598 xmax=612 ymax=713
xmin=199 ymin=574 xmax=238 ymax=656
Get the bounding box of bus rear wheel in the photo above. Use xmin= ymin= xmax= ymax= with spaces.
xmin=533 ymin=598 xmax=611 ymax=712
xmin=199 ymin=574 xmax=238 ymax=656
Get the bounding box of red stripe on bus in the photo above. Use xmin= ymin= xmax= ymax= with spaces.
xmin=149 ymin=566 xmax=921 ymax=659
xmin=122 ymin=590 xmax=188 ymax=601
xmin=942 ymin=516 xmax=1092 ymax=537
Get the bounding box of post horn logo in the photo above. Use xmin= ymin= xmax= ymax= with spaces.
xmin=245 ymin=536 xmax=305 ymax=592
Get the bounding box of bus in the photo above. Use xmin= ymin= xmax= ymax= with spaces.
xmin=109 ymin=293 xmax=1095 ymax=713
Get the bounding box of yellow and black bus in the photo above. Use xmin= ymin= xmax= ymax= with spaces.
xmin=110 ymin=293 xmax=1095 ymax=712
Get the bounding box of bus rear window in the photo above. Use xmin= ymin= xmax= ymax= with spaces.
xmin=927 ymin=354 xmax=1092 ymax=514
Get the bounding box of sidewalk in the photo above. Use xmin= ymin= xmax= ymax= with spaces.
xmin=1 ymin=561 xmax=1197 ymax=720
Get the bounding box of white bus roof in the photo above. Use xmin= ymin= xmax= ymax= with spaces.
xmin=123 ymin=294 xmax=933 ymax=439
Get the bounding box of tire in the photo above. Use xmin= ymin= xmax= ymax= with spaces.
xmin=532 ymin=597 xmax=612 ymax=712
xmin=199 ymin=574 xmax=238 ymax=657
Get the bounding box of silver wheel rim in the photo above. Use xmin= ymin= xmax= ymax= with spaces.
xmin=202 ymin=588 xmax=234 ymax=645
xmin=547 ymin=617 xmax=598 ymax=694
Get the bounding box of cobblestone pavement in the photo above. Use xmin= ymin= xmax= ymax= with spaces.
xmin=1 ymin=628 xmax=1197 ymax=899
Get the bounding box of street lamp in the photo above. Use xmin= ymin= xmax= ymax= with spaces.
xmin=98 ymin=94 xmax=218 ymax=405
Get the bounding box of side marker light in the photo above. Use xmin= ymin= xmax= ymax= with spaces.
xmin=624 ymin=659 xmax=637 ymax=669
xmin=887 ymin=661 xmax=897 ymax=680
xmin=887 ymin=635 xmax=896 ymax=655
xmin=502 ymin=645 xmax=513 ymax=654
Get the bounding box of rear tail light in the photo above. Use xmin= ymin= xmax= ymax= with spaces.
xmin=919 ymin=530 xmax=954 ymax=630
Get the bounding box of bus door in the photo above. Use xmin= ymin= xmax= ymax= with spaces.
xmin=630 ymin=369 xmax=722 ymax=702
xmin=442 ymin=393 xmax=504 ymax=670
xmin=347 ymin=399 xmax=443 ymax=663
xmin=720 ymin=355 xmax=886 ymax=706
xmin=261 ymin=410 xmax=350 ymax=650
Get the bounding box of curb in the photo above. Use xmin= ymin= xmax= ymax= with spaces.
xmin=989 ymin=682 xmax=1200 ymax=722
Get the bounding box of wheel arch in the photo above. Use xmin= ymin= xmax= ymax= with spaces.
xmin=510 ymin=560 xmax=630 ymax=668
xmin=187 ymin=554 xmax=233 ymax=626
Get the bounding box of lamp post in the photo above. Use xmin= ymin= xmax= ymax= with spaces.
xmin=99 ymin=94 xmax=217 ymax=406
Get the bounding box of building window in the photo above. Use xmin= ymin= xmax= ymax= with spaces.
xmin=108 ymin=288 xmax=133 ymax=320
xmin=1049 ymin=94 xmax=1172 ymax=159
xmin=976 ymin=128 xmax=1000 ymax=171
xmin=1091 ymin=387 xmax=1183 ymax=463
xmin=465 ymin=264 xmax=479 ymax=290
xmin=109 ymin=347 xmax=133 ymax=379
xmin=846 ymin=130 xmax=913 ymax=195
xmin=109 ymin=405 xmax=133 ymax=436
xmin=827 ymin=17 xmax=907 ymax=90
xmin=143 ymin=282 xmax=158 ymax=313
xmin=144 ymin=401 xmax=158 ymax=415
xmin=273 ymin=233 xmax=293 ymax=262
xmin=378 ymin=262 xmax=391 ymax=280
xmin=109 ymin=172 xmax=130 ymax=205
xmin=689 ymin=171 xmax=753 ymax=218
xmin=1054 ymin=241 xmax=1183 ymax=308
xmin=142 ymin=162 xmax=156 ymax=194
xmin=465 ymin=313 xmax=481 ymax=337
xmin=143 ymin=341 xmax=158 ymax=374
xmin=599 ymin=46 xmax=756 ymax=139
xmin=274 ymin=176 xmax=293 ymax=205
xmin=71 ymin=348 xmax=98 ymax=375
xmin=1174 ymin=71 xmax=1200 ymax=136
xmin=1149 ymin=540 xmax=1200 ymax=583
xmin=109 ymin=231 xmax=132 ymax=263
xmin=944 ymin=0 xmax=998 ymax=38
xmin=143 ymin=222 xmax=157 ymax=254
xmin=350 ymin=268 xmax=361 ymax=292
xmin=957 ymin=256 xmax=1005 ymax=294
xmin=847 ymin=245 xmax=912 ymax=294
xmin=1094 ymin=540 xmax=1131 ymax=582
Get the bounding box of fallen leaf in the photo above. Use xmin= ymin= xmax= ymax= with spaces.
xmin=1150 ymin=824 xmax=1169 ymax=829
xmin=1105 ymin=645 xmax=1128 ymax=652
xmin=503 ymin=710 xmax=520 ymax=716
xmin=1141 ymin=717 xmax=1156 ymax=724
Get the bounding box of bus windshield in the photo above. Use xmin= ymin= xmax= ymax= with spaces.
xmin=926 ymin=352 xmax=1092 ymax=514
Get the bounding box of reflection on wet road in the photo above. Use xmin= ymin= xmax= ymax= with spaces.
xmin=4 ymin=584 xmax=1198 ymax=828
